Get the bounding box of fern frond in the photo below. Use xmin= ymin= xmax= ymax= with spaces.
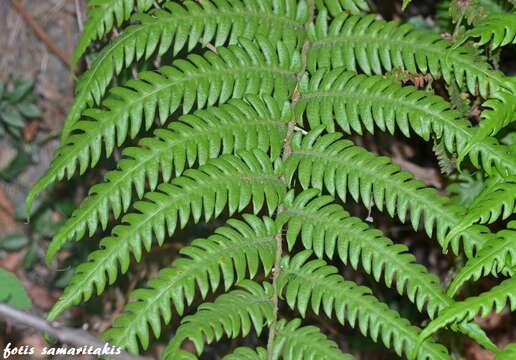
xmin=224 ymin=347 xmax=267 ymax=360
xmin=272 ymin=318 xmax=354 ymax=360
xmin=279 ymin=189 xmax=496 ymax=351
xmin=284 ymin=128 xmax=493 ymax=256
xmin=101 ymin=214 xmax=277 ymax=353
xmin=278 ymin=251 xmax=452 ymax=360
xmin=497 ymin=344 xmax=516 ymax=360
xmin=307 ymin=12 xmax=512 ymax=97
xmin=26 ymin=38 xmax=299 ymax=215
xmin=46 ymin=96 xmax=288 ymax=263
xmin=315 ymin=0 xmax=370 ymax=16
xmin=176 ymin=316 xmax=353 ymax=360
xmin=64 ymin=0 xmax=307 ymax=139
xmin=47 ymin=151 xmax=284 ymax=322
xmin=447 ymin=171 xmax=485 ymax=207
xmin=164 ymin=280 xmax=274 ymax=358
xmin=436 ymin=0 xmax=514 ymax=31
xmin=461 ymin=13 xmax=516 ymax=50
xmin=73 ymin=0 xmax=161 ymax=66
xmin=458 ymin=90 xmax=516 ymax=160
xmin=479 ymin=90 xmax=516 ymax=138
xmin=447 ymin=224 xmax=516 ymax=297
xmin=278 ymin=189 xmax=450 ymax=318
xmin=446 ymin=175 xmax=516 ymax=242
xmin=417 ymin=276 xmax=516 ymax=350
xmin=296 ymin=68 xmax=516 ymax=176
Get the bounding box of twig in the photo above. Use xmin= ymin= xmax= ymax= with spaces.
xmin=0 ymin=303 xmax=147 ymax=360
xmin=10 ymin=0 xmax=71 ymax=68
xmin=74 ymin=0 xmax=84 ymax=32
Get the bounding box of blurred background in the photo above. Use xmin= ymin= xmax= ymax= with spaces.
xmin=0 ymin=0 xmax=515 ymax=359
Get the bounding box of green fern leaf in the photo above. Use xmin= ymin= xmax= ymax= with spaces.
xmin=446 ymin=175 xmax=516 ymax=243
xmin=47 ymin=151 xmax=285 ymax=322
xmin=436 ymin=0 xmax=514 ymax=32
xmin=284 ymin=127 xmax=493 ymax=256
xmin=307 ymin=12 xmax=513 ymax=97
xmin=101 ymin=214 xmax=277 ymax=353
xmin=26 ymin=38 xmax=299 ymax=216
xmin=402 ymin=0 xmax=413 ymax=10
xmin=278 ymin=251 xmax=452 ymax=360
xmin=447 ymin=171 xmax=485 ymax=207
xmin=164 ymin=280 xmax=274 ymax=357
xmin=315 ymin=0 xmax=370 ymax=16
xmin=417 ymin=276 xmax=516 ymax=351
xmin=46 ymin=96 xmax=288 ymax=263
xmin=163 ymin=352 xmax=197 ymax=360
xmin=0 ymin=268 xmax=32 ymax=310
xmin=279 ymin=189 xmax=451 ymax=318
xmin=460 ymin=13 xmax=516 ymax=49
xmin=169 ymin=312 xmax=355 ymax=360
xmin=458 ymin=90 xmax=516 ymax=161
xmin=478 ymin=90 xmax=516 ymax=138
xmin=271 ymin=318 xmax=354 ymax=360
xmin=73 ymin=0 xmax=160 ymax=66
xmin=497 ymin=343 xmax=516 ymax=360
xmin=64 ymin=0 xmax=307 ymax=139
xmin=279 ymin=189 xmax=496 ymax=352
xmin=296 ymin=68 xmax=516 ymax=176
xmin=447 ymin=224 xmax=516 ymax=297
xmin=224 ymin=347 xmax=267 ymax=360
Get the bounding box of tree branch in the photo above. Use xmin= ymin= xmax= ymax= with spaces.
xmin=0 ymin=303 xmax=147 ymax=360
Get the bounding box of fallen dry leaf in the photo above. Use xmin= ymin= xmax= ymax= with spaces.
xmin=0 ymin=184 xmax=18 ymax=235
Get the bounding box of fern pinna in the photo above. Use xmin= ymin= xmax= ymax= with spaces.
xmin=28 ymin=0 xmax=516 ymax=358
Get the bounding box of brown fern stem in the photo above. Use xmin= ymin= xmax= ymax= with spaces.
xmin=266 ymin=2 xmax=315 ymax=358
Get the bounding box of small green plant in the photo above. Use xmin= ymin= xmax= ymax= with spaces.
xmin=28 ymin=0 xmax=516 ymax=359
xmin=0 ymin=268 xmax=31 ymax=310
xmin=0 ymin=79 xmax=41 ymax=139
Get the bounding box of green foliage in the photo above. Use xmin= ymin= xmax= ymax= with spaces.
xmin=46 ymin=96 xmax=288 ymax=263
xmin=164 ymin=280 xmax=274 ymax=357
xmin=497 ymin=344 xmax=516 ymax=360
xmin=73 ymin=0 xmax=163 ymax=67
xmin=99 ymin=214 xmax=277 ymax=353
xmin=436 ymin=0 xmax=513 ymax=31
xmin=0 ymin=79 xmax=41 ymax=139
xmin=285 ymin=128 xmax=494 ymax=256
xmin=65 ymin=0 xmax=306 ymax=140
xmin=279 ymin=189 xmax=452 ymax=318
xmin=26 ymin=37 xmax=299 ymax=215
xmin=278 ymin=251 xmax=451 ymax=359
xmin=402 ymin=0 xmax=413 ymax=11
xmin=417 ymin=276 xmax=516 ymax=349
xmin=48 ymin=152 xmax=284 ymax=323
xmin=446 ymin=221 xmax=516 ymax=297
xmin=271 ymin=318 xmax=354 ymax=360
xmin=460 ymin=13 xmax=516 ymax=49
xmin=306 ymin=12 xmax=512 ymax=97
xmin=30 ymin=0 xmax=516 ymax=358
xmin=295 ymin=69 xmax=516 ymax=176
xmin=449 ymin=175 xmax=516 ymax=235
xmin=0 ymin=268 xmax=32 ymax=310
